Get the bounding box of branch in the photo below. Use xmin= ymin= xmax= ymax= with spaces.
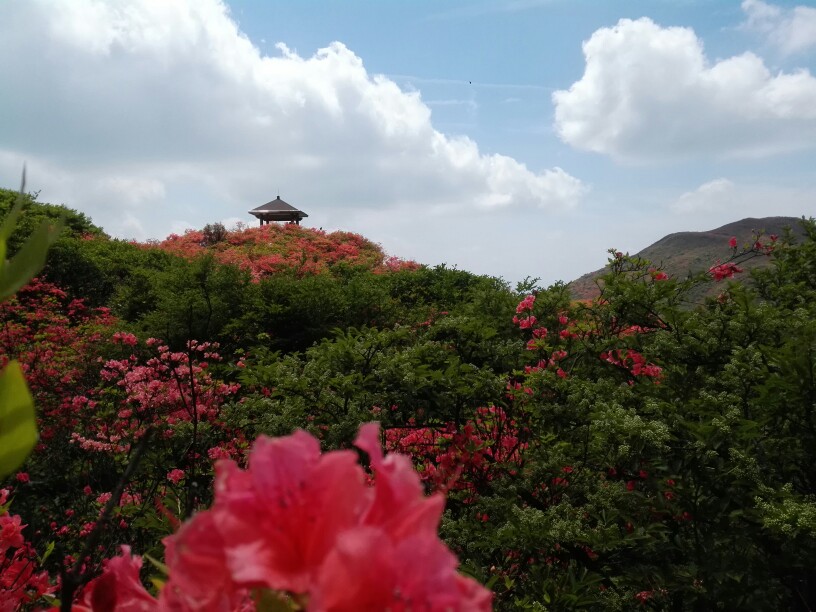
xmin=60 ymin=428 xmax=155 ymax=611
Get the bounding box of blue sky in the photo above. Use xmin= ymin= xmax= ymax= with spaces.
xmin=0 ymin=0 xmax=814 ymax=284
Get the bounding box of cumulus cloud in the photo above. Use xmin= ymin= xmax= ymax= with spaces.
xmin=671 ymin=179 xmax=736 ymax=214
xmin=741 ymin=0 xmax=816 ymax=55
xmin=670 ymin=178 xmax=813 ymax=225
xmin=552 ymin=17 xmax=816 ymax=161
xmin=0 ymin=0 xmax=583 ymax=241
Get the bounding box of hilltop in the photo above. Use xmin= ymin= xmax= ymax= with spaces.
xmin=155 ymin=222 xmax=420 ymax=279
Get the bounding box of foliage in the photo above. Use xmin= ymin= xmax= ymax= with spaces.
xmin=436 ymin=224 xmax=816 ymax=610
xmin=233 ymin=320 xmax=514 ymax=448
xmin=43 ymin=234 xmax=178 ymax=309
xmin=0 ymin=363 xmax=38 ymax=483
xmin=0 ymin=187 xmax=99 ymax=256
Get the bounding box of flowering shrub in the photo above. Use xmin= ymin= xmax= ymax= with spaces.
xmin=157 ymin=224 xmax=419 ymax=280
xmin=384 ymin=406 xmax=526 ymax=495
xmin=77 ymin=338 xmax=239 ymax=455
xmin=0 ymin=279 xmax=115 ymax=441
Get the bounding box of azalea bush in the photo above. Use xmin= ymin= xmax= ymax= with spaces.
xmin=157 ymin=223 xmax=419 ymax=280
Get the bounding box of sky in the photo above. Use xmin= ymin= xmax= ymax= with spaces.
xmin=1 ymin=0 xmax=815 ymax=285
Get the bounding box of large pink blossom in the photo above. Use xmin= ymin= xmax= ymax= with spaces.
xmin=77 ymin=424 xmax=492 ymax=611
xmin=79 ymin=546 xmax=156 ymax=611
xmin=211 ymin=430 xmax=368 ymax=593
xmin=0 ymin=514 xmax=25 ymax=552
xmin=160 ymin=511 xmax=250 ymax=610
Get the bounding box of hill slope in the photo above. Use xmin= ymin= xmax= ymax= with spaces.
xmin=569 ymin=216 xmax=804 ymax=300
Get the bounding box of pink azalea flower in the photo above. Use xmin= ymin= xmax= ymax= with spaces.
xmin=209 ymin=430 xmax=368 ymax=593
xmin=709 ymin=262 xmax=743 ymax=281
xmin=0 ymin=514 xmax=25 ymax=551
xmin=80 ymin=425 xmax=492 ymax=611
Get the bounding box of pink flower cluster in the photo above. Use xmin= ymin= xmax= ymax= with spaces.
xmin=515 ymin=294 xmax=535 ymax=313
xmin=0 ymin=279 xmax=116 ymax=443
xmin=601 ymin=349 xmax=663 ymax=382
xmin=73 ymin=339 xmax=239 ymax=456
xmin=156 ymin=223 xmax=414 ymax=280
xmin=513 ymin=295 xmax=539 ymax=329
xmin=78 ymin=424 xmax=491 ymax=611
xmin=385 ymin=406 xmax=525 ymax=495
xmin=709 ymin=262 xmax=743 ymax=282
xmin=513 ymin=315 xmax=536 ymax=329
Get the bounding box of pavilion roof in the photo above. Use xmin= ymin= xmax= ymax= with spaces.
xmin=249 ymin=196 xmax=308 ymax=217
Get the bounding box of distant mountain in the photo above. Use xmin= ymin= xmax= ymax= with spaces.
xmin=569 ymin=216 xmax=805 ymax=301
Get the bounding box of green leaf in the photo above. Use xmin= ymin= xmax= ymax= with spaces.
xmin=0 ymin=217 xmax=63 ymax=302
xmin=39 ymin=540 xmax=56 ymax=565
xmin=0 ymin=360 xmax=38 ymax=479
xmin=143 ymin=553 xmax=170 ymax=576
xmin=485 ymin=573 xmax=500 ymax=590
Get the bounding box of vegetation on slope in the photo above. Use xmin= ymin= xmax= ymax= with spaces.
xmin=156 ymin=222 xmax=420 ymax=279
xmin=2 ymin=188 xmax=816 ymax=610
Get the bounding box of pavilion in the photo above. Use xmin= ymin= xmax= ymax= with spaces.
xmin=248 ymin=196 xmax=308 ymax=226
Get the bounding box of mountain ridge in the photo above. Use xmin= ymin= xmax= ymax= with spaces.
xmin=569 ymin=216 xmax=806 ymax=300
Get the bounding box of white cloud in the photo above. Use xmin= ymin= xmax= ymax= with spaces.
xmin=670 ymin=178 xmax=814 ymax=225
xmin=741 ymin=0 xmax=816 ymax=55
xmin=96 ymin=177 xmax=166 ymax=207
xmin=671 ymin=178 xmax=735 ymax=214
xmin=552 ymin=17 xmax=816 ymax=161
xmin=0 ymin=0 xmax=583 ymax=243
